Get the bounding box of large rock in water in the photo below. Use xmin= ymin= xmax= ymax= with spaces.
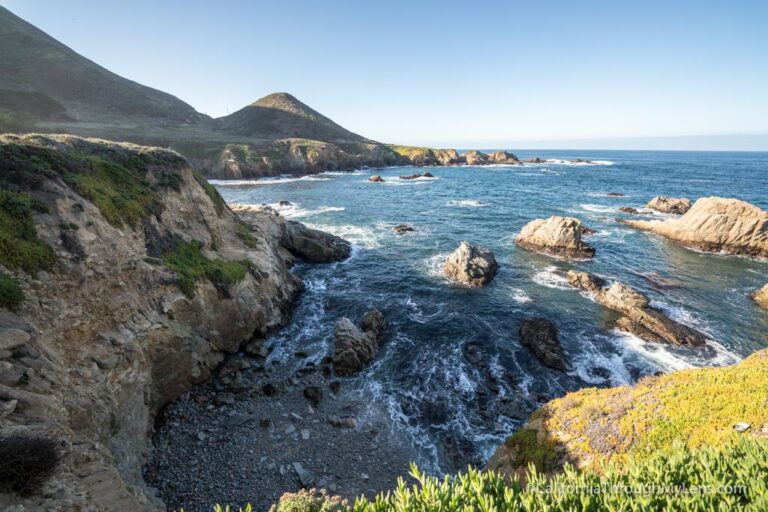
xmin=488 ymin=151 xmax=520 ymax=164
xmin=282 ymin=221 xmax=351 ymax=263
xmin=332 ymin=309 xmax=386 ymax=376
xmin=621 ymin=197 xmax=768 ymax=258
xmin=463 ymin=150 xmax=491 ymax=165
xmin=565 ymin=272 xmax=707 ymax=347
xmin=519 ymin=317 xmax=567 ymax=370
xmin=516 ymin=216 xmax=595 ymax=259
xmin=443 ymin=241 xmax=498 ymax=287
xmin=596 ymin=283 xmax=706 ymax=347
xmin=645 ymin=195 xmax=692 ymax=214
xmin=753 ymin=284 xmax=768 ymax=309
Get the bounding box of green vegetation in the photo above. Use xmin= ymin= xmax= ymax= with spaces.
xmin=235 ymin=220 xmax=258 ymax=248
xmin=0 ymin=189 xmax=54 ymax=275
xmin=0 ymin=271 xmax=24 ymax=310
xmin=504 ymin=429 xmax=559 ymax=471
xmin=193 ymin=170 xmax=227 ymax=215
xmin=515 ymin=349 xmax=768 ymax=467
xmin=161 ymin=239 xmax=250 ymax=297
xmin=205 ymin=438 xmax=767 ymax=512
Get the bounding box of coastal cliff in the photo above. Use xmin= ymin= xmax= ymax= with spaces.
xmin=0 ymin=134 xmax=348 ymax=511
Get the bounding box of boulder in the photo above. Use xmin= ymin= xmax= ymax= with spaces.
xmin=464 ymin=150 xmax=490 ymax=165
xmin=278 ymin=200 xmax=293 ymax=206
xmin=516 ymin=216 xmax=595 ymax=259
xmin=488 ymin=151 xmax=520 ymax=164
xmin=393 ymin=224 xmax=414 ymax=234
xmin=332 ymin=309 xmax=386 ymax=375
xmin=523 ymin=157 xmax=546 ymax=164
xmin=282 ymin=221 xmax=352 ymax=263
xmin=752 ymin=284 xmax=768 ymax=309
xmin=368 ymin=175 xmax=384 ymax=183
xmin=645 ymin=196 xmax=692 ymax=214
xmin=422 ymin=171 xmax=435 ymax=178
xmin=519 ymin=317 xmax=567 ymax=370
xmin=443 ymin=241 xmax=498 ymax=287
xmin=595 ymin=283 xmax=706 ymax=347
xmin=620 ymin=197 xmax=768 ymax=258
xmin=566 ymin=270 xmax=605 ymax=292
xmin=619 ymin=206 xmax=640 ymax=214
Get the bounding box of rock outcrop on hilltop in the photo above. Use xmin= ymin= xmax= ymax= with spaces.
xmin=621 ymin=197 xmax=768 ymax=258
xmin=753 ymin=284 xmax=768 ymax=309
xmin=516 ymin=216 xmax=596 ymax=259
xmin=0 ymin=135 xmax=349 ymax=511
xmin=519 ymin=317 xmax=567 ymax=370
xmin=443 ymin=241 xmax=498 ymax=287
xmin=645 ymin=195 xmax=692 ymax=214
xmin=567 ymin=273 xmax=706 ymax=347
xmin=332 ymin=310 xmax=387 ymax=376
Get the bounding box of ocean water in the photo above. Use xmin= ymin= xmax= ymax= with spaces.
xmin=214 ymin=150 xmax=768 ymax=471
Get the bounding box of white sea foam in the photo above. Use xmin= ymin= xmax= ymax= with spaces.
xmin=538 ymin=159 xmax=614 ymax=166
xmin=447 ymin=199 xmax=488 ymax=208
xmin=276 ymin=204 xmax=345 ymax=219
xmin=320 ymin=169 xmax=365 ymax=176
xmin=510 ymin=288 xmax=533 ymax=303
xmin=305 ymin=223 xmax=381 ymax=249
xmin=209 ymin=175 xmax=331 ymax=186
xmin=425 ymin=253 xmax=449 ymax=280
xmin=580 ymin=203 xmax=616 ymax=213
xmin=531 ymin=266 xmax=570 ymax=289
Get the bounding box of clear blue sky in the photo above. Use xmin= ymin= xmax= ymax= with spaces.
xmin=4 ymin=0 xmax=768 ymax=149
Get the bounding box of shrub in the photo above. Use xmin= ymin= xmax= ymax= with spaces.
xmin=0 ymin=189 xmax=55 ymax=276
xmin=0 ymin=434 xmax=62 ymax=496
xmin=244 ymin=438 xmax=768 ymax=512
xmin=193 ymin=170 xmax=227 ymax=215
xmin=0 ymin=271 xmax=24 ymax=310
xmin=162 ymin=239 xmax=251 ymax=297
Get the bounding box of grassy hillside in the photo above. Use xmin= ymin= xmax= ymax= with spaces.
xmin=0 ymin=6 xmax=206 ymax=127
xmin=214 ymin=93 xmax=369 ymax=143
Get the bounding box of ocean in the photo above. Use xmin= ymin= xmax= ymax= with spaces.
xmin=212 ymin=150 xmax=768 ymax=471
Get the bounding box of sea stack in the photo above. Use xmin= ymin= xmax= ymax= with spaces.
xmin=444 ymin=241 xmax=498 ymax=287
xmin=516 ymin=216 xmax=596 ymax=259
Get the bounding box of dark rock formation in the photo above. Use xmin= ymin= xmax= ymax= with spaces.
xmin=332 ymin=309 xmax=387 ymax=376
xmin=519 ymin=317 xmax=567 ymax=370
xmin=368 ymin=175 xmax=384 ymax=183
xmin=393 ymin=225 xmax=414 ymax=234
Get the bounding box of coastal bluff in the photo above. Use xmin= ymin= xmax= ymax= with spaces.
xmin=0 ymin=135 xmax=348 ymax=511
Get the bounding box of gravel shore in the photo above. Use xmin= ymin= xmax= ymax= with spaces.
xmin=144 ymin=349 xmax=417 ymax=512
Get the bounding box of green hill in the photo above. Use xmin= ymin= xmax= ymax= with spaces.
xmin=214 ymin=92 xmax=369 ymax=143
xmin=0 ymin=6 xmax=207 ymax=129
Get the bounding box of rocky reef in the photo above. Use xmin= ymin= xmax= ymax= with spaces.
xmin=566 ymin=271 xmax=706 ymax=346
xmin=0 ymin=134 xmax=349 ymax=511
xmin=519 ymin=317 xmax=566 ymax=370
xmin=621 ymin=197 xmax=768 ymax=258
xmin=332 ymin=310 xmax=387 ymax=376
xmin=516 ymin=216 xmax=595 ymax=259
xmin=443 ymin=241 xmax=498 ymax=287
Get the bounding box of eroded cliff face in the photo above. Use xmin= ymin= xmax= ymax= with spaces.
xmin=0 ymin=135 xmax=345 ymax=511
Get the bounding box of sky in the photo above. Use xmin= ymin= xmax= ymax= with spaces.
xmin=4 ymin=0 xmax=768 ymax=149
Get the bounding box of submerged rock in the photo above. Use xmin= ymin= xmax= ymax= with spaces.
xmin=443 ymin=241 xmax=498 ymax=287
xmin=646 ymin=195 xmax=692 ymax=214
xmin=620 ymin=197 xmax=768 ymax=258
xmin=393 ymin=224 xmax=414 ymax=234
xmin=516 ymin=216 xmax=595 ymax=259
xmin=519 ymin=317 xmax=567 ymax=370
xmin=752 ymin=284 xmax=768 ymax=309
xmin=607 ymin=192 xmax=624 ymax=197
xmin=368 ymin=175 xmax=384 ymax=183
xmin=619 ymin=206 xmax=641 ymax=214
xmin=332 ymin=309 xmax=387 ymax=376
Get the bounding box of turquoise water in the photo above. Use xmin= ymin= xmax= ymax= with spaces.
xmin=213 ymin=151 xmax=768 ymax=471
